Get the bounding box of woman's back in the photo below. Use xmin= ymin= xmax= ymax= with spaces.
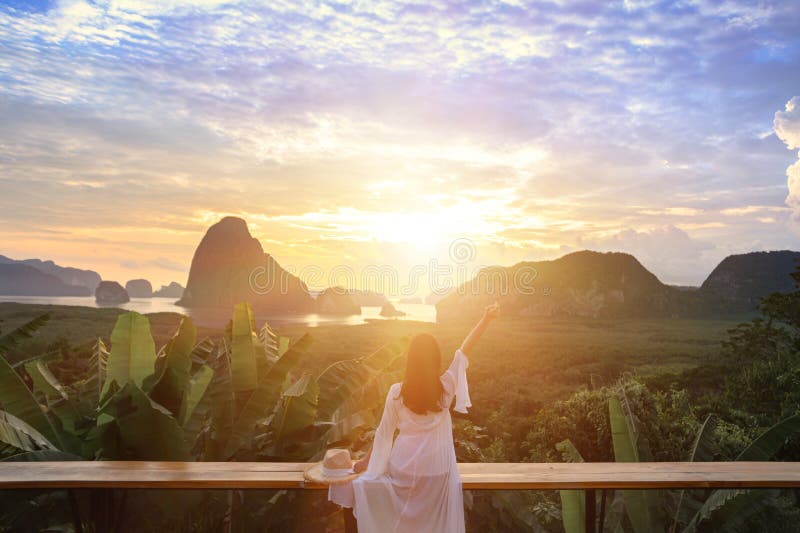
xmin=328 ymin=303 xmax=498 ymax=533
xmin=389 ymin=381 xmax=458 ymax=478
xmin=329 ymin=350 xmax=470 ymax=532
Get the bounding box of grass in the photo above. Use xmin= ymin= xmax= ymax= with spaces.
xmin=1 ymin=302 xmax=743 ymax=404
xmin=0 ymin=302 xmax=746 ymax=458
xmin=0 ymin=302 xmax=216 ymax=363
xmin=281 ymin=315 xmax=742 ymax=405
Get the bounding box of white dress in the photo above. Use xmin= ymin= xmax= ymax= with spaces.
xmin=329 ymin=349 xmax=472 ymax=533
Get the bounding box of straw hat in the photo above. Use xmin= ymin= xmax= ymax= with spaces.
xmin=304 ymin=448 xmax=362 ymax=485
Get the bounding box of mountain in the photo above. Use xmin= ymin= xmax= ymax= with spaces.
xmin=125 ymin=279 xmax=153 ymax=298
xmin=316 ymin=287 xmax=361 ymax=315
xmin=697 ymin=250 xmax=800 ymax=313
xmin=436 ymin=251 xmax=684 ymax=321
xmin=0 ymin=263 xmax=91 ymax=296
xmin=153 ymin=282 xmax=184 ymax=298
xmin=177 ymin=217 xmax=315 ymax=312
xmin=436 ymin=249 xmax=800 ymax=321
xmin=95 ymin=280 xmax=130 ymax=305
xmin=0 ymin=255 xmax=101 ymax=292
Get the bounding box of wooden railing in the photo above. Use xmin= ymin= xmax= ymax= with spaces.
xmin=2 ymin=462 xmax=799 ymax=532
xmin=1 ymin=461 xmax=799 ymax=490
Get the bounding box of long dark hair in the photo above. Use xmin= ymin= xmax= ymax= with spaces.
xmin=400 ymin=333 xmax=444 ymax=414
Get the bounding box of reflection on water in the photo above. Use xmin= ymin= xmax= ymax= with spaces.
xmin=0 ymin=296 xmax=437 ymax=328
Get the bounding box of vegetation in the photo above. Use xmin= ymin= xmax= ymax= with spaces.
xmin=0 ymin=265 xmax=797 ymax=531
xmin=0 ymin=302 xmax=407 ymax=531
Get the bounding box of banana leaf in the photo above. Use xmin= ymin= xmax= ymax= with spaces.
xmin=259 ymin=322 xmax=287 ymax=367
xmin=681 ymin=488 xmax=779 ymax=533
xmin=672 ymin=414 xmax=718 ymax=531
xmin=189 ymin=337 xmax=216 ymax=366
xmin=0 ymin=410 xmax=57 ymax=454
xmin=316 ymin=337 xmax=407 ymax=420
xmin=96 ymin=382 xmax=190 ymax=461
xmin=103 ymin=312 xmax=157 ymax=395
xmin=266 ymin=373 xmax=319 ymax=456
xmin=180 ymin=364 xmax=214 ymax=428
xmin=736 ymin=413 xmax=800 ymax=461
xmin=556 ymin=439 xmax=586 ymax=533
xmin=25 ymin=360 xmax=68 ymax=402
xmin=0 ymin=313 xmax=50 ymax=354
xmin=231 ymin=302 xmax=259 ymax=392
xmin=490 ymin=490 xmax=543 ymax=532
xmin=609 ymin=394 xmax=662 ymax=533
xmin=79 ymin=337 xmax=109 ymax=404
xmin=24 ymin=360 xmax=82 ymax=435
xmin=150 ymin=318 xmax=196 ymax=416
xmin=202 ymin=342 xmax=235 ymax=460
xmin=223 ymin=334 xmax=312 ymax=459
xmin=0 ymin=352 xmax=59 ymax=446
xmin=321 ymin=407 xmax=376 ymax=446
xmin=682 ymin=414 xmax=800 ymax=531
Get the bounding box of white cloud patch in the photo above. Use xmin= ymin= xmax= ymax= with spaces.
xmin=774 ymin=96 xmax=800 ymax=224
xmin=577 ymin=225 xmax=716 ymax=285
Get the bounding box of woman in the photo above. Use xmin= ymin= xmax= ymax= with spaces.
xmin=329 ymin=303 xmax=499 ymax=532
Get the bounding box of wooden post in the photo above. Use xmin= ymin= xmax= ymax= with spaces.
xmin=598 ymin=489 xmax=607 ymax=532
xmin=585 ymin=489 xmax=595 ymax=533
xmin=67 ymin=489 xmax=83 ymax=533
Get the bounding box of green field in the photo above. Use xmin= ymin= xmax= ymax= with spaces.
xmin=0 ymin=302 xmax=747 ymax=458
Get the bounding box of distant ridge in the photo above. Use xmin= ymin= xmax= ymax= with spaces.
xmin=0 ymin=255 xmax=101 ymax=292
xmin=436 ymin=249 xmax=800 ymax=321
xmin=0 ymin=263 xmax=91 ymax=296
xmin=697 ymin=250 xmax=800 ymax=312
xmin=153 ymin=281 xmax=184 ymax=298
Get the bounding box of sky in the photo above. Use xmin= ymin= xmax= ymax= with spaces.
xmin=0 ymin=0 xmax=799 ymax=294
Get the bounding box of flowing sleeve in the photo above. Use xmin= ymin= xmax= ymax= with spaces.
xmin=441 ymin=349 xmax=472 ymax=414
xmin=363 ymin=383 xmax=400 ymax=479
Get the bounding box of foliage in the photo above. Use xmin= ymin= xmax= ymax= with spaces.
xmin=555 ymin=439 xmax=585 ymax=533
xmin=0 ymin=303 xmax=408 ymax=532
xmin=0 ymin=313 xmax=51 ymax=355
xmin=1 ymin=265 xmax=798 ymax=531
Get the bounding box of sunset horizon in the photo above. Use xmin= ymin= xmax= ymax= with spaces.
xmin=2 ymin=1 xmax=799 ymax=290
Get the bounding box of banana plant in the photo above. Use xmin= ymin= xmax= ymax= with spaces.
xmin=102 ymin=311 xmax=157 ymax=396
xmin=676 ymin=413 xmax=800 ymax=532
xmin=599 ymin=390 xmax=800 ymax=533
xmin=0 ymin=310 xmax=217 ymax=530
xmin=608 ymin=391 xmax=665 ymax=533
xmin=556 ymin=439 xmax=586 ymax=533
xmin=0 ymin=342 xmax=62 ymax=449
xmin=0 ymin=304 xmax=410 ymax=532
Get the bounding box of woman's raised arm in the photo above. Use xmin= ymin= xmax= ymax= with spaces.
xmin=459 ymin=302 xmax=499 ymax=356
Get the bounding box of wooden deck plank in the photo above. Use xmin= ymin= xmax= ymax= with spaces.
xmin=0 ymin=462 xmax=799 ymax=490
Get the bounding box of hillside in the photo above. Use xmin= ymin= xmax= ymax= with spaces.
xmin=0 ymin=263 xmax=91 ymax=296
xmin=697 ymin=250 xmax=800 ymax=312
xmin=0 ymin=255 xmax=101 ymax=293
xmin=436 ymin=251 xmax=684 ymax=321
xmin=436 ymin=249 xmax=800 ymax=321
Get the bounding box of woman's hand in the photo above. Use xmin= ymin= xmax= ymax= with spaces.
xmin=353 ymin=456 xmax=369 ymax=473
xmin=483 ymin=301 xmax=500 ymax=321
xmin=460 ymin=301 xmax=500 ymax=356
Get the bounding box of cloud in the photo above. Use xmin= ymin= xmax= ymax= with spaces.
xmin=0 ymin=1 xmax=799 ymax=287
xmin=577 ymin=225 xmax=716 ymax=285
xmin=774 ymin=96 xmax=800 ymax=223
